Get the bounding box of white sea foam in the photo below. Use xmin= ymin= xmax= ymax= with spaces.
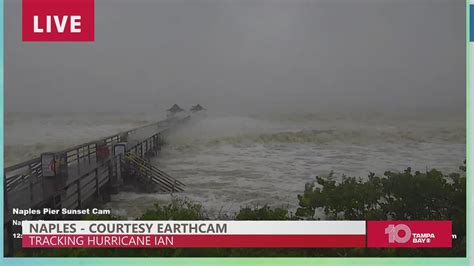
xmin=116 ymin=114 xmax=465 ymax=218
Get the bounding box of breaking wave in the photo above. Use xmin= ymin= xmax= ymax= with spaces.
xmin=168 ymin=127 xmax=465 ymax=151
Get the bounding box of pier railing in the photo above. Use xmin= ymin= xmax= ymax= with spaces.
xmin=4 ymin=116 xmax=189 ymax=218
xmin=3 ymin=115 xmax=191 ymax=255
xmin=4 ymin=117 xmax=182 ymax=192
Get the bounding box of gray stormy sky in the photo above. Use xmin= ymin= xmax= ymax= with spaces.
xmin=5 ymin=0 xmax=465 ymax=116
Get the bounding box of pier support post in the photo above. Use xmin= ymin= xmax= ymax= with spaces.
xmin=109 ymin=143 xmax=127 ymax=194
xmin=41 ymin=152 xmax=68 ymax=210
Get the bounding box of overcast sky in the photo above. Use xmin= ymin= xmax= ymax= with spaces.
xmin=5 ymin=0 xmax=465 ymax=116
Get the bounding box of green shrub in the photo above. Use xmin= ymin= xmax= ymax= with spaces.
xmin=236 ymin=205 xmax=291 ymax=220
xmin=139 ymin=198 xmax=206 ymax=220
xmin=296 ymin=164 xmax=466 ymax=256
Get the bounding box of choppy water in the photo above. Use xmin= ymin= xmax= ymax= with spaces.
xmin=4 ymin=113 xmax=158 ymax=167
xmin=5 ymin=112 xmax=466 ymax=219
xmin=109 ymin=113 xmax=466 ymax=218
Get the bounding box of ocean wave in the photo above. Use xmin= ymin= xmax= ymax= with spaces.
xmin=167 ymin=127 xmax=465 ymax=150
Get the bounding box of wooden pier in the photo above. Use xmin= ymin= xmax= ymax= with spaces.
xmin=3 ymin=115 xmax=190 ymax=255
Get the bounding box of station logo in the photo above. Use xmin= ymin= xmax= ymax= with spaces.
xmin=367 ymin=221 xmax=452 ymax=248
xmin=22 ymin=0 xmax=94 ymax=42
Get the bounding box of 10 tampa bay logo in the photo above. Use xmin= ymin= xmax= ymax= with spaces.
xmin=384 ymin=224 xmax=436 ymax=244
xmin=22 ymin=0 xmax=94 ymax=41
xmin=368 ymin=221 xmax=452 ymax=248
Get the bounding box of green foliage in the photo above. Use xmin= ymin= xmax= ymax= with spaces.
xmin=236 ymin=205 xmax=291 ymax=220
xmin=296 ymin=164 xmax=466 ymax=256
xmin=81 ymin=213 xmax=118 ymax=221
xmin=296 ymin=172 xmax=384 ymax=219
xmin=139 ymin=198 xmax=206 ymax=220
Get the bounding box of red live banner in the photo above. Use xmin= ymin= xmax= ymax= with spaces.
xmin=367 ymin=221 xmax=452 ymax=248
xmin=22 ymin=0 xmax=94 ymax=42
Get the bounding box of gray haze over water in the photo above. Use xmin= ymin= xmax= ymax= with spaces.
xmin=5 ymin=0 xmax=465 ymax=115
